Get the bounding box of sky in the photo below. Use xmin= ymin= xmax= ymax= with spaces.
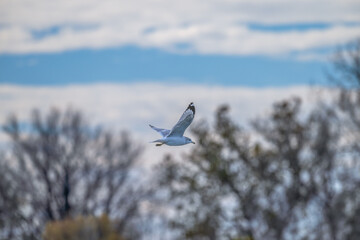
xmin=0 ymin=0 xmax=360 ymax=163
xmin=1 ymin=0 xmax=360 ymax=86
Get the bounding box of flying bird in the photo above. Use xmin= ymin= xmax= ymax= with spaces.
xmin=149 ymin=102 xmax=196 ymax=146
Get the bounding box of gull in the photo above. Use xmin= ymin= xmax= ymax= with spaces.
xmin=149 ymin=102 xmax=196 ymax=146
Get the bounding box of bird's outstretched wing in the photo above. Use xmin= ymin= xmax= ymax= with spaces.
xmin=149 ymin=124 xmax=171 ymax=137
xmin=167 ymin=102 xmax=195 ymax=137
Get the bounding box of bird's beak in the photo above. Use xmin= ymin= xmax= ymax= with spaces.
xmin=192 ymin=141 xmax=195 ymax=144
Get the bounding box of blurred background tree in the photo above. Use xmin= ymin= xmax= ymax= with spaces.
xmin=155 ymin=40 xmax=360 ymax=240
xmin=0 ymin=108 xmax=147 ymax=240
xmin=156 ymin=98 xmax=359 ymax=240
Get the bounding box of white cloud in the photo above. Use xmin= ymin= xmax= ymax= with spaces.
xmin=0 ymin=0 xmax=359 ymax=56
xmin=0 ymin=83 xmax=333 ymax=166
xmin=144 ymin=24 xmax=360 ymax=55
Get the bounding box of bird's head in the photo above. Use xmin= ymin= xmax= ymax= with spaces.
xmin=185 ymin=137 xmax=195 ymax=144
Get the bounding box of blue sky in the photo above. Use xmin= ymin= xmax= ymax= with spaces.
xmin=1 ymin=0 xmax=360 ymax=87
xmin=0 ymin=46 xmax=329 ymax=87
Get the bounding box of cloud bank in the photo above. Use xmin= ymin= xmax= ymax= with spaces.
xmin=0 ymin=83 xmax=332 ymax=165
xmin=1 ymin=0 xmax=359 ymax=56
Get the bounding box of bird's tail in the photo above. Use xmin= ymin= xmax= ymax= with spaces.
xmin=149 ymin=139 xmax=164 ymax=146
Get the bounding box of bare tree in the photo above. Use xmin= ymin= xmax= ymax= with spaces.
xmin=330 ymin=39 xmax=360 ymax=240
xmin=154 ymin=40 xmax=360 ymax=240
xmin=156 ymin=96 xmax=360 ymax=240
xmin=0 ymin=153 xmax=27 ymax=239
xmin=329 ymin=39 xmax=360 ymax=88
xmin=0 ymin=107 xmax=146 ymax=240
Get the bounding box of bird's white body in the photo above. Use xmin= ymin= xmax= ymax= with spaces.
xmin=149 ymin=102 xmax=195 ymax=146
xmin=152 ymin=136 xmax=193 ymax=146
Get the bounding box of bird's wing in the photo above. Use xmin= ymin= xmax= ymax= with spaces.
xmin=167 ymin=102 xmax=195 ymax=137
xmin=149 ymin=124 xmax=171 ymax=137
